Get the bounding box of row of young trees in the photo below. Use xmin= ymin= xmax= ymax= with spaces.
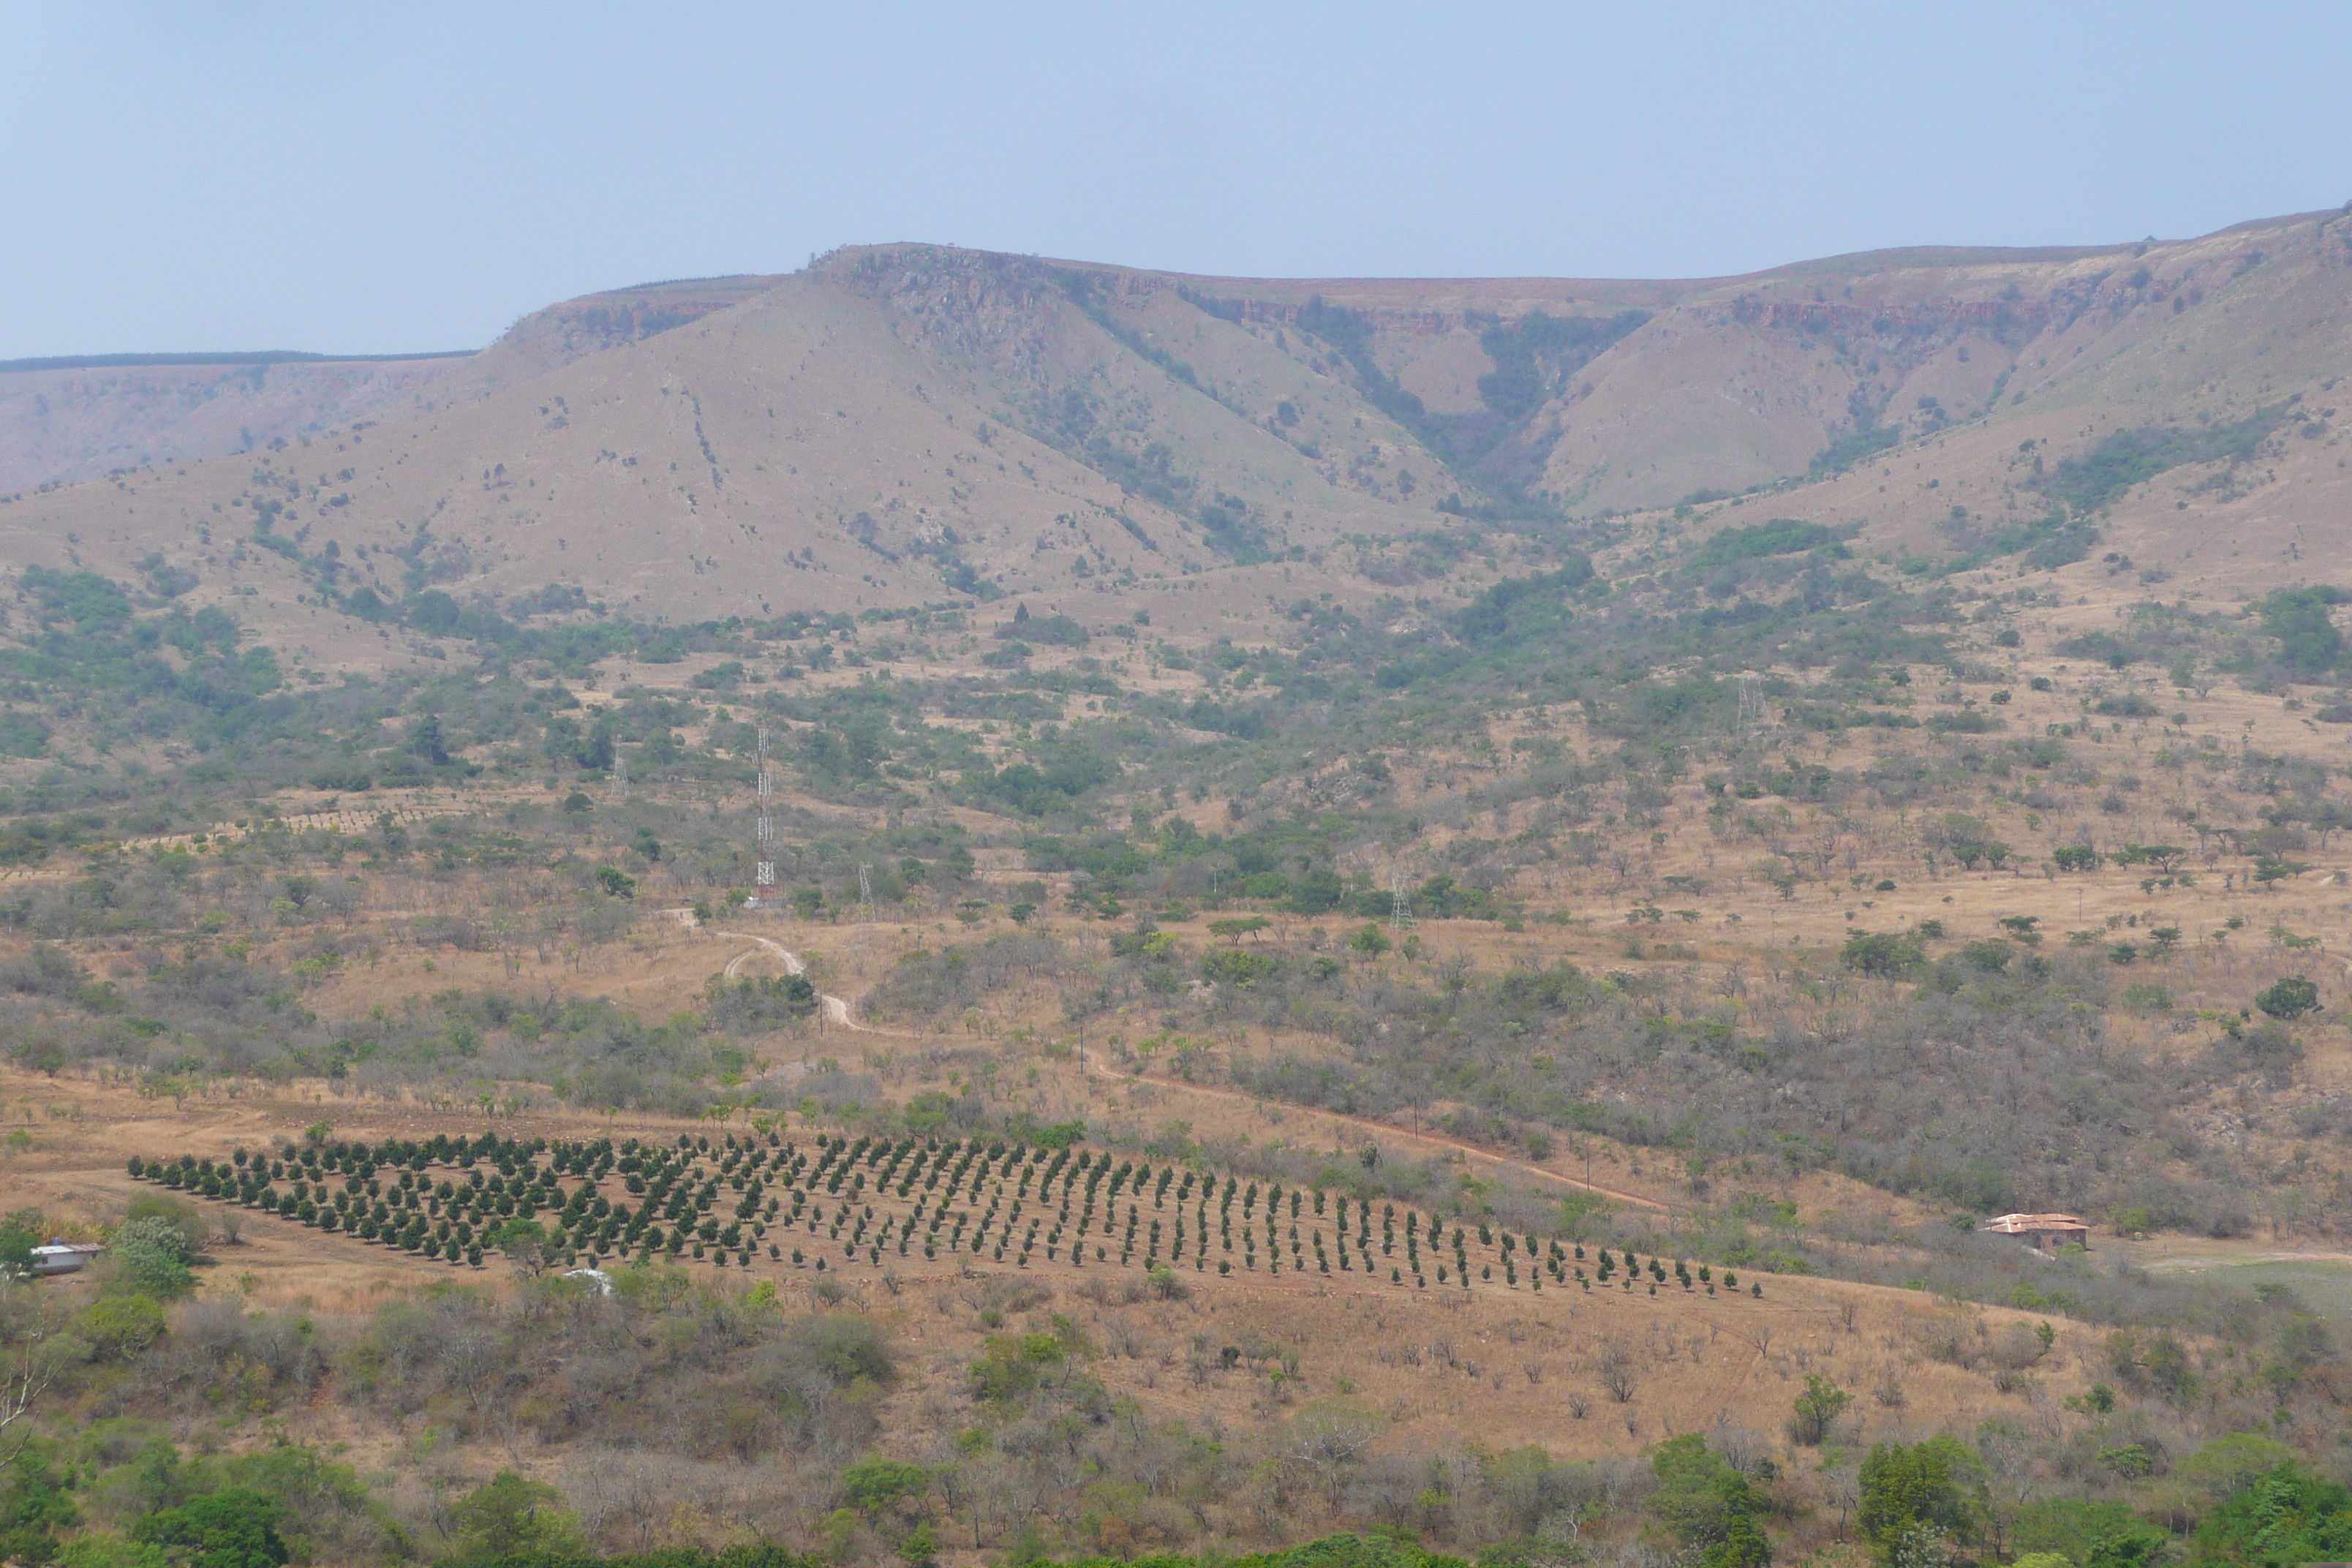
xmin=124 ymin=1125 xmax=1774 ymax=1306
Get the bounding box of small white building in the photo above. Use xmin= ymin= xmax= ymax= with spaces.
xmin=27 ymin=1241 xmax=105 ymax=1276
xmin=1980 ymin=1213 xmax=2089 ymax=1252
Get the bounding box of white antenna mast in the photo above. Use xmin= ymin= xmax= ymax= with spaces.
xmin=752 ymin=726 xmax=777 ymax=908
xmin=848 ymin=861 xmax=875 ymax=953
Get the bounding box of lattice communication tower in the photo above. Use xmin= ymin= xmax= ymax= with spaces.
xmin=1738 ymin=676 xmax=1767 ymax=734
xmin=750 ymin=727 xmax=777 ymax=908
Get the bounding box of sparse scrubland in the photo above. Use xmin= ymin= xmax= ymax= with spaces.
xmin=3 ymin=210 xmax=2352 ymax=1566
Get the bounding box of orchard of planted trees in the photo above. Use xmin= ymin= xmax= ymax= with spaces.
xmin=126 ymin=1128 xmax=1763 ymax=1303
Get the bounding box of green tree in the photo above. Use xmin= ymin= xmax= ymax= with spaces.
xmin=1790 ymin=1374 xmax=1852 ymax=1444
xmin=2193 ymin=1463 xmax=2352 ymax=1567
xmin=839 ymin=1456 xmax=929 ymax=1515
xmin=0 ymin=1211 xmax=45 ymax=1278
xmin=52 ymin=1534 xmax=167 ymax=1567
xmin=2084 ymin=1524 xmax=2171 ymax=1568
xmin=2177 ymin=1434 xmax=2297 ymax=1506
xmin=2254 ymin=976 xmax=2318 ymax=1020
xmin=1349 ymin=924 xmax=1392 ymax=961
xmin=409 ymin=715 xmax=450 ymax=766
xmin=2258 ymin=587 xmax=2347 ymax=673
xmin=2010 ymin=1499 xmax=2143 ymax=1565
xmin=130 ymin=1487 xmax=290 ymax=1568
xmin=447 ymin=1471 xmax=583 ymax=1559
xmin=1651 ymin=1433 xmax=1773 ymax=1568
xmin=1859 ymin=1436 xmax=1983 ymax=1557
xmin=486 ymin=1218 xmax=551 ymax=1277
xmin=0 ymin=1449 xmax=80 ymax=1564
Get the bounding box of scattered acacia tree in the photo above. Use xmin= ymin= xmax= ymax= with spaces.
xmin=1790 ymin=1374 xmax=1853 ymax=1445
xmin=840 ymin=1455 xmax=930 ymax=1515
xmin=488 ymin=1218 xmax=554 ymax=1277
xmin=1598 ymin=1343 xmax=1637 ymax=1403
xmin=1284 ymin=1397 xmax=1387 ymax=1507
xmin=2255 ymin=975 xmax=2320 ymax=1020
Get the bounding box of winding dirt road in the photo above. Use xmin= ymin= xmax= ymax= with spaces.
xmin=709 ymin=930 xmax=859 ymax=1028
xmin=671 ymin=909 xmax=1662 ymax=1210
xmin=660 ymin=908 xmax=861 ymax=1030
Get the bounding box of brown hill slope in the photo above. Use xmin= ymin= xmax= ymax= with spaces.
xmin=0 ymin=249 xmax=1467 ymax=667
xmin=0 ymin=273 xmax=779 ymax=494
xmin=3 ymin=208 xmax=2347 ymax=669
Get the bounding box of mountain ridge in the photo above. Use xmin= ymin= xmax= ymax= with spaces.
xmin=0 ymin=206 xmax=2344 ymax=680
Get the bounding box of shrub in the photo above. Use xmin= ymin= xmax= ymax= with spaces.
xmin=1201 ymin=948 xmax=1278 ymax=987
xmin=1843 ymin=932 xmax=1926 ymax=976
xmin=2010 ymin=1500 xmax=2145 ymax=1564
xmin=124 ymin=1193 xmax=208 ymax=1257
xmin=785 ymin=1313 xmax=898 ymax=1384
xmin=75 ymin=1294 xmax=166 ymax=1360
xmin=840 ymin=1456 xmax=929 ymax=1514
xmin=1958 ymin=939 xmax=2013 ymax=973
xmin=108 ymin=1216 xmax=197 ymax=1298
xmin=2260 ymin=587 xmax=2348 ymax=672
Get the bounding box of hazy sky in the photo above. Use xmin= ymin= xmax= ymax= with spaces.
xmin=7 ymin=1 xmax=2348 ymax=358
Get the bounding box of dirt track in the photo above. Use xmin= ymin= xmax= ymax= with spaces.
xmin=710 ymin=929 xmax=859 ymax=1028
xmin=1077 ymin=1052 xmax=1670 ymax=1213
